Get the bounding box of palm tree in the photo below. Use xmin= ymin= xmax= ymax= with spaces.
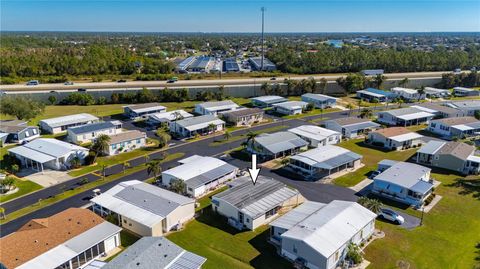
xmin=92 ymin=134 xmax=111 ymax=163
xmin=246 ymin=131 xmax=259 ymax=151
xmin=399 ymin=77 xmax=409 ymax=87
xmin=357 ymin=197 xmax=383 ymax=214
xmin=0 ymin=176 xmax=15 ymax=192
xmin=346 ymin=104 xmax=354 ymax=116
xmin=146 ymin=159 xmax=162 ymax=180
xmin=280 ymin=158 xmax=290 ymax=167
xmin=223 ymin=130 xmax=231 ymax=141
xmin=172 ymin=111 xmax=184 ymax=122
xmin=374 ymin=74 xmax=385 ymax=89
xmin=208 ymin=123 xmax=216 ymax=134
xmin=169 ymin=179 xmax=186 ymax=195
xmin=397 ymin=98 xmax=404 ymax=108
xmin=359 ymin=108 xmax=373 ymax=119
xmin=122 ymin=161 xmax=130 ymax=174
xmin=70 ymin=156 xmax=81 ymax=169
xmin=260 ymin=82 xmax=271 ymax=95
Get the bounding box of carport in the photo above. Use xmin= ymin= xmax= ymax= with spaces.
xmin=8 ymin=146 xmax=56 ymax=173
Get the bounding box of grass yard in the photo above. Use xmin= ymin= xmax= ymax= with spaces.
xmin=365 ymin=173 xmax=480 ymax=269
xmin=167 ymin=207 xmax=292 ymax=269
xmin=0 ymin=178 xmax=43 ymax=203
xmin=68 ymin=139 xmax=160 ymax=177
xmin=333 ymin=138 xmax=417 ymax=187
xmin=283 ymin=107 xmax=340 ymax=119
xmin=195 ymin=186 xmax=228 ymax=212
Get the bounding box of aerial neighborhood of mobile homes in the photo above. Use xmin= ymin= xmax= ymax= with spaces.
xmin=1 ymin=80 xmax=480 ymax=269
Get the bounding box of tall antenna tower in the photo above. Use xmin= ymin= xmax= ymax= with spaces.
xmin=260 ymin=7 xmax=266 ymax=71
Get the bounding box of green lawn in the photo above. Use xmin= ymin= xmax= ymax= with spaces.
xmin=167 ymin=208 xmax=292 ymax=269
xmin=0 ymin=178 xmax=43 ymax=203
xmin=68 ymin=139 xmax=160 ymax=177
xmin=365 ymin=173 xmax=480 ymax=269
xmin=283 ymin=107 xmax=340 ymax=119
xmin=333 ymin=138 xmax=417 ymax=187
xmin=195 ymin=186 xmax=228 ymax=212
xmin=0 ymin=152 xmax=185 ymax=224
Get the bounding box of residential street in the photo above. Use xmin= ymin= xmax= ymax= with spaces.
xmin=0 ymin=104 xmax=406 ymax=237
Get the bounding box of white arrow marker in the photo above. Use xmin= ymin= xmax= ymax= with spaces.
xmin=248 ymin=154 xmax=261 ymax=185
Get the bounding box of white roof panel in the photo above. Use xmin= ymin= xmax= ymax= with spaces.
xmin=396 ymin=111 xmax=435 ymax=121
xmin=280 ymin=201 xmax=377 ymax=258
xmin=162 ymin=156 xmax=231 ymax=181
xmin=389 ymin=132 xmax=423 ymax=142
xmin=288 ymin=125 xmax=339 ymax=141
xmin=40 ymin=113 xmax=98 ymax=128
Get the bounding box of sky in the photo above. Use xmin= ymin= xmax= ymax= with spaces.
xmin=1 ymin=0 xmax=479 ymax=32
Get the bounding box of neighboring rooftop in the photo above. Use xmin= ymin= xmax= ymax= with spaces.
xmin=251 ymin=95 xmax=288 ymax=104
xmin=174 ymin=115 xmax=225 ymax=131
xmin=288 ymin=125 xmax=339 ymax=141
xmin=412 ymin=103 xmax=461 ymax=115
xmin=436 ymin=141 xmax=475 ymax=160
xmin=39 ymin=113 xmax=98 ymax=128
xmin=372 ymin=127 xmax=412 ymax=138
xmin=102 ymin=237 xmax=206 ymax=269
xmin=302 ymin=93 xmax=337 ymax=101
xmin=68 ymin=121 xmax=115 ymax=135
xmin=223 ymin=107 xmax=264 ymax=118
xmin=213 ymin=176 xmax=299 ymax=219
xmin=417 ymin=140 xmax=447 ymax=155
xmin=254 ymin=132 xmax=308 ymax=154
xmin=272 ymin=101 xmax=308 ymax=110
xmin=382 ymin=107 xmax=435 ymax=120
xmin=197 ymin=100 xmax=239 ymax=109
xmin=9 ymin=138 xmax=87 ymax=162
xmin=0 ymin=208 xmax=119 ymax=269
xmin=290 ymin=145 xmax=362 ymax=170
xmin=276 ymin=200 xmax=376 ymax=258
xmin=432 ymin=116 xmax=479 ymax=126
xmin=163 ymin=155 xmax=238 ymax=188
xmin=374 ymin=162 xmax=432 ymax=191
xmin=125 ymin=103 xmax=166 ymax=114
xmin=0 ymin=120 xmax=30 ymax=133
xmin=148 ymin=110 xmax=194 ymax=122
xmin=91 ymin=180 xmax=194 ymax=228
xmin=108 ymin=130 xmax=146 ymax=145
xmin=329 ymin=117 xmax=377 ymax=127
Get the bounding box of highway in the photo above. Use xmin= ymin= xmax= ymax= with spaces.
xmin=0 ymin=71 xmax=449 ymax=92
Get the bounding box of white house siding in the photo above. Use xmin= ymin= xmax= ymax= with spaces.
xmin=68 ymin=128 xmax=118 ymax=144
xmin=104 ymin=233 xmax=121 ymax=253
xmin=427 ymin=122 xmax=451 ymax=137
xmin=165 ymin=203 xmax=195 ymax=231
xmin=107 ymin=137 xmax=146 ymax=156
xmin=119 ymin=215 xmax=155 ymax=237
xmin=275 ymin=106 xmax=302 ymax=115
xmin=377 ymin=112 xmax=397 ymax=125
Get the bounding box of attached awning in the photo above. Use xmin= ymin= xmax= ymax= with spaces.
xmin=8 ymin=146 xmax=55 ymax=163
xmin=397 ymin=112 xmax=435 ymax=121
xmin=390 ymin=133 xmax=423 ymax=143
xmin=410 ymin=180 xmax=433 ymax=195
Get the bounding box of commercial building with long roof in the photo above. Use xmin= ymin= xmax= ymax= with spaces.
xmin=212 ymin=176 xmax=303 ymax=230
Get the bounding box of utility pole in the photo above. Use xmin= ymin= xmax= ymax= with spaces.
xmin=260 ymin=7 xmax=266 ymax=71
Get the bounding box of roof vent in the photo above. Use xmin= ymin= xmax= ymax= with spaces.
xmin=77 ymin=221 xmax=81 ymax=224
xmin=136 ymin=262 xmax=141 ymax=266
xmin=158 ymin=243 xmax=162 ymax=246
xmin=34 ymin=240 xmax=38 ymax=243
xmin=144 ymin=199 xmax=147 ymax=202
xmin=68 ymin=218 xmax=72 ymax=221
xmin=164 ymin=254 xmax=168 ymax=258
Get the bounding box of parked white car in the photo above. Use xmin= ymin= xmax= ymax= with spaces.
xmin=379 ymin=208 xmax=405 ymax=224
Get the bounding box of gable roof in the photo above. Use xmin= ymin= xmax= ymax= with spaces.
xmin=0 ymin=208 xmax=114 ymax=269
xmin=174 ymin=115 xmax=225 ymax=131
xmin=278 ymin=200 xmax=376 ymax=258
xmin=162 ymin=155 xmax=238 ymax=187
xmin=288 ymin=125 xmax=339 ymax=141
xmin=302 ymin=93 xmax=337 ymax=101
xmin=374 ymin=162 xmax=432 ymax=190
xmin=329 ymin=117 xmax=377 ymax=127
xmin=8 ymin=138 xmax=87 ymax=162
xmin=290 ymin=145 xmax=362 ymax=170
xmin=68 ymin=121 xmax=115 ymax=135
xmin=0 ymin=120 xmax=34 ymax=133
xmin=125 ymin=103 xmax=166 ymax=114
xmin=272 ymin=101 xmax=308 ymax=110
xmin=91 ymin=180 xmax=194 ymax=228
xmin=250 ymin=95 xmax=288 ymax=104
xmin=432 ymin=116 xmax=478 ymax=126
xmin=255 ymin=132 xmax=308 ymax=154
xmin=102 ymin=237 xmax=206 ymax=269
xmin=436 ymin=141 xmax=475 ymax=160
xmin=213 ymin=176 xmax=300 ymax=219
xmin=39 ymin=113 xmax=98 ymax=128
xmin=108 ymin=130 xmax=146 ymax=145
xmin=382 ymin=107 xmax=435 ymax=120
xmin=148 ymin=110 xmax=194 ymax=122
xmin=372 ymin=127 xmax=412 ymax=138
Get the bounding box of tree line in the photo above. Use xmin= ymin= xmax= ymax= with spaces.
xmin=267 ymin=45 xmax=480 ymax=74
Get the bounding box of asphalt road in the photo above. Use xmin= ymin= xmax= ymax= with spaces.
xmin=0 ymin=71 xmax=450 ymax=92
xmin=0 ymin=103 xmax=425 ymax=237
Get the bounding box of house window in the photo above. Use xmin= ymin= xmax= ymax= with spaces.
xmin=25 ymin=131 xmax=30 ymax=137
xmin=246 ymin=218 xmax=250 ymax=223
xmin=136 ymin=139 xmax=141 ymax=143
